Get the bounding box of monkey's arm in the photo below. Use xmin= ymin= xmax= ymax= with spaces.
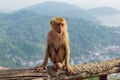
xmin=42 ymin=47 xmax=49 ymax=66
xmin=65 ymin=45 xmax=70 ymax=67
xmin=64 ymin=37 xmax=70 ymax=66
xmin=42 ymin=33 xmax=50 ymax=66
xmin=36 ymin=45 xmax=49 ymax=72
xmin=64 ymin=38 xmax=73 ymax=75
xmin=37 ymin=34 xmax=50 ymax=72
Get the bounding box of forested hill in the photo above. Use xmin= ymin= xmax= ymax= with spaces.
xmin=0 ymin=1 xmax=120 ymax=68
xmin=24 ymin=1 xmax=93 ymax=20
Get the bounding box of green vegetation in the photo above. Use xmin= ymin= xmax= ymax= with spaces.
xmin=0 ymin=2 xmax=119 ymax=68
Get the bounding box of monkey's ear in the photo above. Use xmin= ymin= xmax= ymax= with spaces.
xmin=50 ymin=21 xmax=52 ymax=25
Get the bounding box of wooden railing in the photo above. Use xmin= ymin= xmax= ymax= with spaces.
xmin=0 ymin=58 xmax=120 ymax=80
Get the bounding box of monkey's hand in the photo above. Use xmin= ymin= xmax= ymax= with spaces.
xmin=56 ymin=62 xmax=63 ymax=69
xmin=36 ymin=65 xmax=47 ymax=72
xmin=66 ymin=65 xmax=73 ymax=75
xmin=52 ymin=62 xmax=63 ymax=71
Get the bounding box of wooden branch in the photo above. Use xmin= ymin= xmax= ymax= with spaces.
xmin=0 ymin=58 xmax=120 ymax=80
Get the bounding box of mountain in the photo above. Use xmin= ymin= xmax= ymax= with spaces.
xmin=24 ymin=1 xmax=97 ymax=21
xmin=0 ymin=10 xmax=119 ymax=68
xmin=87 ymin=7 xmax=120 ymax=26
xmin=87 ymin=7 xmax=120 ymax=15
xmin=0 ymin=2 xmax=120 ymax=68
xmin=0 ymin=13 xmax=8 ymax=19
xmin=0 ymin=13 xmax=6 ymax=16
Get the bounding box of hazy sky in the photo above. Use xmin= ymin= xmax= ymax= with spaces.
xmin=0 ymin=0 xmax=120 ymax=13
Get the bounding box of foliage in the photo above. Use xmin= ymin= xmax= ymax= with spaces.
xmin=0 ymin=9 xmax=119 ymax=68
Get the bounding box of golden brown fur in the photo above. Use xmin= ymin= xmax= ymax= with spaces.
xmin=37 ymin=17 xmax=72 ymax=75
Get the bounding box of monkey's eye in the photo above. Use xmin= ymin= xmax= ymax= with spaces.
xmin=61 ymin=23 xmax=64 ymax=26
xmin=56 ymin=23 xmax=60 ymax=26
xmin=56 ymin=23 xmax=64 ymax=26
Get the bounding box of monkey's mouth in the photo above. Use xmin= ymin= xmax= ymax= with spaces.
xmin=57 ymin=31 xmax=62 ymax=34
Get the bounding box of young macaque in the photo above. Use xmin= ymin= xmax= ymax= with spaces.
xmin=37 ymin=17 xmax=72 ymax=75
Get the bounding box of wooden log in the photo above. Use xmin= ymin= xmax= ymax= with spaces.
xmin=0 ymin=58 xmax=120 ymax=80
xmin=0 ymin=68 xmax=48 ymax=80
xmin=49 ymin=58 xmax=120 ymax=80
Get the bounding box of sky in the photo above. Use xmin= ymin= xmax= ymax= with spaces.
xmin=0 ymin=0 xmax=120 ymax=13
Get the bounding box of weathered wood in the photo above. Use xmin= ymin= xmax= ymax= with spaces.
xmin=99 ymin=75 xmax=107 ymax=80
xmin=0 ymin=58 xmax=120 ymax=80
xmin=49 ymin=58 xmax=120 ymax=80
xmin=0 ymin=68 xmax=48 ymax=80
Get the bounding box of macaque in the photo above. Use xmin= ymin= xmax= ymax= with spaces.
xmin=37 ymin=17 xmax=72 ymax=75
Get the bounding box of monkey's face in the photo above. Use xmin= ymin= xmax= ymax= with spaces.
xmin=50 ymin=17 xmax=67 ymax=34
xmin=54 ymin=23 xmax=64 ymax=34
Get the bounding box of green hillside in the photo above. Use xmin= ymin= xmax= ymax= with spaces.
xmin=0 ymin=1 xmax=120 ymax=68
xmin=0 ymin=11 xmax=119 ymax=68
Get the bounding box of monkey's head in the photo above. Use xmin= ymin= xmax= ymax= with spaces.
xmin=50 ymin=17 xmax=67 ymax=34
